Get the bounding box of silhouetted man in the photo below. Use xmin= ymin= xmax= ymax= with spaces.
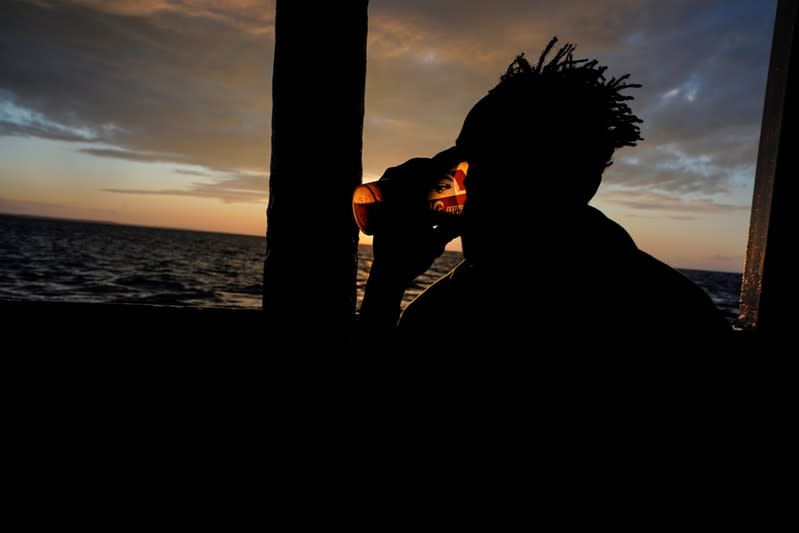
xmin=359 ymin=37 xmax=731 ymax=349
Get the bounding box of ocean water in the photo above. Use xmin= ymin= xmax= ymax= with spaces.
xmin=0 ymin=214 xmax=742 ymax=322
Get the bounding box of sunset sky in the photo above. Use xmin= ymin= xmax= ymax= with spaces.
xmin=0 ymin=0 xmax=777 ymax=272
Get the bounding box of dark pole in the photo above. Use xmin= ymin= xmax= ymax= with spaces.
xmin=263 ymin=2 xmax=368 ymax=343
xmin=740 ymin=0 xmax=797 ymax=336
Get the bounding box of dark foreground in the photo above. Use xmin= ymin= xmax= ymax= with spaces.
xmin=3 ymin=299 xmax=785 ymax=529
xmin=1 ymin=299 xmax=762 ymax=351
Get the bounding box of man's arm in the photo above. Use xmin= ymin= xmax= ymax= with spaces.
xmin=356 ymin=149 xmax=464 ymax=339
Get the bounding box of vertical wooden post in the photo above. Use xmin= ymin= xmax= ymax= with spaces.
xmin=740 ymin=0 xmax=797 ymax=336
xmin=263 ymin=1 xmax=368 ymax=343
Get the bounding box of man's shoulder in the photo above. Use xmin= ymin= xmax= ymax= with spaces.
xmin=627 ymin=249 xmax=732 ymax=337
xmin=632 ymin=249 xmax=708 ymax=295
xmin=585 ymin=207 xmax=732 ymax=338
xmin=398 ymin=260 xmax=471 ymax=327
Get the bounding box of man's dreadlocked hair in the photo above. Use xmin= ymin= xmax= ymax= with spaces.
xmin=487 ymin=36 xmax=643 ymax=165
xmin=456 ymin=36 xmax=644 ymax=205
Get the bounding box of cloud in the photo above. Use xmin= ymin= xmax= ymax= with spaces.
xmin=2 ymin=0 xmax=777 ymax=209
xmin=2 ymin=0 xmax=274 ymax=175
xmin=175 ymin=169 xmax=211 ymax=177
xmin=0 ymin=196 xmax=118 ymax=220
xmin=79 ymin=147 xmax=189 ymax=164
xmin=27 ymin=0 xmax=276 ymax=35
xmin=597 ymin=189 xmax=750 ymax=214
xmin=605 ymin=140 xmax=756 ymax=196
xmin=102 ymin=171 xmax=268 ymax=204
xmin=0 ymin=120 xmax=95 ymax=143
xmin=0 ymin=90 xmax=114 ymax=142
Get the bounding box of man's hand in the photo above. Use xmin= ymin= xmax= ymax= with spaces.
xmin=371 ymin=147 xmax=463 ymax=287
xmin=358 ymin=147 xmax=463 ymax=332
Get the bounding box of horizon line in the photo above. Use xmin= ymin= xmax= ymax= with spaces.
xmin=0 ymin=211 xmax=743 ymax=275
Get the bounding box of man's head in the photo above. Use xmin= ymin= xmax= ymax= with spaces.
xmin=457 ymin=36 xmax=643 ymax=201
xmin=455 ymin=37 xmax=643 ymax=257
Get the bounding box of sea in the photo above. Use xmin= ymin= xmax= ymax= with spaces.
xmin=0 ymin=214 xmax=743 ymax=323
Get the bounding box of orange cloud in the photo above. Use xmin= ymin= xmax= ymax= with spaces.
xmin=27 ymin=0 xmax=275 ymax=34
